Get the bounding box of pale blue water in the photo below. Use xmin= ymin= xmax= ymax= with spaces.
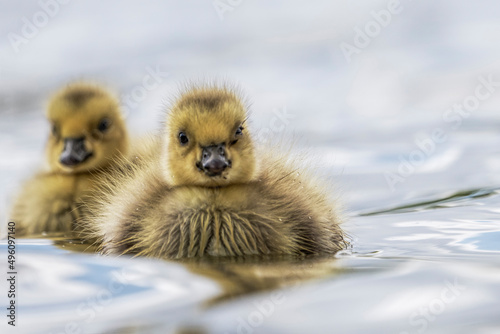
xmin=1 ymin=1 xmax=500 ymax=333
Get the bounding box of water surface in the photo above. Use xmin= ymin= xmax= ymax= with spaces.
xmin=1 ymin=1 xmax=500 ymax=333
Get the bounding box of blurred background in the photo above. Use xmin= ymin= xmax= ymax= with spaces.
xmin=1 ymin=1 xmax=500 ymax=333
xmin=2 ymin=0 xmax=500 ymax=214
xmin=2 ymin=1 xmax=500 ymax=215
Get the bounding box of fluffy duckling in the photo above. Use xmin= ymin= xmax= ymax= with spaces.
xmin=10 ymin=82 xmax=129 ymax=236
xmin=92 ymin=84 xmax=345 ymax=258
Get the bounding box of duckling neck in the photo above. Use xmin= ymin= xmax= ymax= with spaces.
xmin=170 ymin=183 xmax=255 ymax=210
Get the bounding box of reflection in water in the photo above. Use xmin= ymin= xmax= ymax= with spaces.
xmin=52 ymin=235 xmax=100 ymax=253
xmin=359 ymin=187 xmax=500 ymax=216
xmin=183 ymin=255 xmax=342 ymax=305
xmin=9 ymin=237 xmax=344 ymax=333
xmin=53 ymin=235 xmax=343 ymax=305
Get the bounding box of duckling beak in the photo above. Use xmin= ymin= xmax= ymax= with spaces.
xmin=200 ymin=144 xmax=230 ymax=177
xmin=59 ymin=137 xmax=93 ymax=167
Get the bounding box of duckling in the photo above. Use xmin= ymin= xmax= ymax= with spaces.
xmin=10 ymin=82 xmax=129 ymax=236
xmin=92 ymin=83 xmax=346 ymax=258
xmin=185 ymin=256 xmax=342 ymax=304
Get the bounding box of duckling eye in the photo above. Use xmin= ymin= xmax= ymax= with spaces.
xmin=97 ymin=118 xmax=111 ymax=132
xmin=231 ymin=126 xmax=244 ymax=145
xmin=178 ymin=132 xmax=189 ymax=145
xmin=235 ymin=126 xmax=244 ymax=136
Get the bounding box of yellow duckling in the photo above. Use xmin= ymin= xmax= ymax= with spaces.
xmin=10 ymin=82 xmax=129 ymax=236
xmin=92 ymin=84 xmax=345 ymax=258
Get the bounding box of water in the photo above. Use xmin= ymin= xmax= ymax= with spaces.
xmin=1 ymin=1 xmax=500 ymax=333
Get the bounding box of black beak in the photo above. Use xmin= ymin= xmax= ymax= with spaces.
xmin=59 ymin=137 xmax=92 ymax=167
xmin=200 ymin=143 xmax=230 ymax=176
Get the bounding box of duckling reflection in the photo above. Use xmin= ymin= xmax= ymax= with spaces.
xmin=182 ymin=255 xmax=342 ymax=305
xmin=49 ymin=234 xmax=100 ymax=253
xmin=10 ymin=82 xmax=129 ymax=236
xmin=91 ymin=83 xmax=346 ymax=258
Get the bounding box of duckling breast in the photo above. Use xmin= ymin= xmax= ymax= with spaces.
xmin=163 ymin=206 xmax=297 ymax=258
xmin=115 ymin=195 xmax=298 ymax=259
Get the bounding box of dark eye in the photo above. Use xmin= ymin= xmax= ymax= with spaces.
xmin=97 ymin=118 xmax=111 ymax=132
xmin=231 ymin=126 xmax=244 ymax=145
xmin=235 ymin=126 xmax=244 ymax=136
xmin=179 ymin=132 xmax=189 ymax=145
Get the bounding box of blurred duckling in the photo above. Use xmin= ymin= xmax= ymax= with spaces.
xmin=93 ymin=84 xmax=346 ymax=258
xmin=10 ymin=82 xmax=129 ymax=236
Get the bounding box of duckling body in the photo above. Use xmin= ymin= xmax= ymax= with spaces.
xmin=10 ymin=83 xmax=129 ymax=236
xmin=11 ymin=171 xmax=94 ymax=235
xmin=93 ymin=84 xmax=345 ymax=258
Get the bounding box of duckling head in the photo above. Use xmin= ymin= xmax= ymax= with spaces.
xmin=46 ymin=83 xmax=129 ymax=173
xmin=162 ymin=85 xmax=256 ymax=187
